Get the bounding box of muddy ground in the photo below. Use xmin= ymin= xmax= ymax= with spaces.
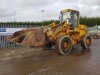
xmin=0 ymin=39 xmax=100 ymax=75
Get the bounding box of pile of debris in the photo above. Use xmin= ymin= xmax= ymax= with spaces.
xmin=10 ymin=28 xmax=45 ymax=47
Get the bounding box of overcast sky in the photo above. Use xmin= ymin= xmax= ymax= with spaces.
xmin=0 ymin=0 xmax=100 ymax=22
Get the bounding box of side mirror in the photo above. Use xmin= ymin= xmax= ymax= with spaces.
xmin=59 ymin=16 xmax=61 ymax=20
xmin=59 ymin=14 xmax=61 ymax=20
xmin=59 ymin=16 xmax=60 ymax=19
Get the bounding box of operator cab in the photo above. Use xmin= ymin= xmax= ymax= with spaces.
xmin=60 ymin=9 xmax=79 ymax=30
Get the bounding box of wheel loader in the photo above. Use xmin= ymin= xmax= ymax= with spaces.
xmin=43 ymin=9 xmax=92 ymax=55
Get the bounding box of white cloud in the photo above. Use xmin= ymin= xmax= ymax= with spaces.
xmin=0 ymin=0 xmax=99 ymax=22
xmin=77 ymin=4 xmax=85 ymax=9
xmin=92 ymin=6 xmax=98 ymax=9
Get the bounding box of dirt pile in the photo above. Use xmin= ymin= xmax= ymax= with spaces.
xmin=10 ymin=28 xmax=45 ymax=47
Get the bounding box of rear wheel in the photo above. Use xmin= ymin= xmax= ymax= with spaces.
xmin=55 ymin=35 xmax=72 ymax=55
xmin=81 ymin=34 xmax=91 ymax=49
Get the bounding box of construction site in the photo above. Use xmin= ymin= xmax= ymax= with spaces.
xmin=0 ymin=8 xmax=100 ymax=75
xmin=0 ymin=0 xmax=100 ymax=74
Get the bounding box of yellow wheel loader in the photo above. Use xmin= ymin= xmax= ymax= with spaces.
xmin=43 ymin=9 xmax=91 ymax=55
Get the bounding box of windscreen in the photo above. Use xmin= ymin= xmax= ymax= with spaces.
xmin=70 ymin=12 xmax=78 ymax=27
xmin=60 ymin=12 xmax=71 ymax=23
xmin=60 ymin=11 xmax=78 ymax=27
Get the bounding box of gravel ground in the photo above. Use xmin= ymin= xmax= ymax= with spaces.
xmin=0 ymin=39 xmax=100 ymax=75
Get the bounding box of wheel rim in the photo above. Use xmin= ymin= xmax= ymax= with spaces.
xmin=63 ymin=41 xmax=69 ymax=50
xmin=86 ymin=37 xmax=91 ymax=46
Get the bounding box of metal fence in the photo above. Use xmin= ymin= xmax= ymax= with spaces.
xmin=0 ymin=24 xmax=31 ymax=28
xmin=0 ymin=24 xmax=29 ymax=48
xmin=0 ymin=35 xmax=20 ymax=48
xmin=0 ymin=24 xmax=39 ymax=28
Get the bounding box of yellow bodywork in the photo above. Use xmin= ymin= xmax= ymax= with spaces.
xmin=43 ymin=9 xmax=87 ymax=45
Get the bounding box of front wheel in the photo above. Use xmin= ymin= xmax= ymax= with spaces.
xmin=81 ymin=34 xmax=92 ymax=49
xmin=55 ymin=35 xmax=72 ymax=55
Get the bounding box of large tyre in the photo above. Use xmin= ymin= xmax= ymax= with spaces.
xmin=55 ymin=35 xmax=72 ymax=55
xmin=81 ymin=34 xmax=91 ymax=49
xmin=43 ymin=42 xmax=52 ymax=50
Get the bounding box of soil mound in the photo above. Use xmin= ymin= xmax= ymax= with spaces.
xmin=10 ymin=28 xmax=45 ymax=47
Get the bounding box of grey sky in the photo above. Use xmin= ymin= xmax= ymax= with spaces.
xmin=0 ymin=0 xmax=100 ymax=22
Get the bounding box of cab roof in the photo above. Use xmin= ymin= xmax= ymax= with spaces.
xmin=61 ymin=9 xmax=79 ymax=13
